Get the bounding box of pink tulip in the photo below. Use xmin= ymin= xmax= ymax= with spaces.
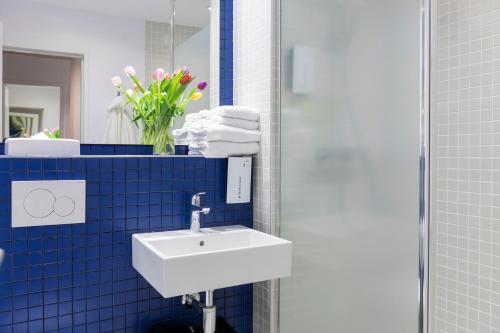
xmin=153 ymin=68 xmax=165 ymax=81
xmin=124 ymin=66 xmax=136 ymax=77
xmin=111 ymin=76 xmax=122 ymax=86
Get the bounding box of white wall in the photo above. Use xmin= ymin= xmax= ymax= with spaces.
xmin=7 ymin=84 xmax=61 ymax=131
xmin=0 ymin=0 xmax=145 ymax=143
xmin=233 ymin=1 xmax=280 ymax=332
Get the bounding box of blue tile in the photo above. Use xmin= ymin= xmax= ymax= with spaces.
xmin=1 ymin=147 xmax=252 ymax=330
xmin=42 ymin=158 xmax=57 ymax=171
xmin=115 ymin=145 xmax=127 ymax=155
xmin=13 ymin=321 xmax=27 ymax=333
xmin=80 ymin=144 xmax=91 ymax=155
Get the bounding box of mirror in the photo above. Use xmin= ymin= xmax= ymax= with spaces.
xmin=0 ymin=0 xmax=213 ymax=144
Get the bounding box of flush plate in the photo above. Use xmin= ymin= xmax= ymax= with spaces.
xmin=12 ymin=180 xmax=86 ymax=227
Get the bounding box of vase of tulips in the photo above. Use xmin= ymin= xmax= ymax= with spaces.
xmin=112 ymin=66 xmax=206 ymax=154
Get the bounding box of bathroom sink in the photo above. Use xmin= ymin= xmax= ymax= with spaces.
xmin=132 ymin=225 xmax=292 ymax=298
xmin=5 ymin=138 xmax=80 ymax=156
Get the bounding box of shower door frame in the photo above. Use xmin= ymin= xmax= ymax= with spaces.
xmin=420 ymin=0 xmax=431 ymax=332
xmin=275 ymin=0 xmax=432 ymax=333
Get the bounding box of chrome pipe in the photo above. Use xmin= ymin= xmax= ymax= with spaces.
xmin=419 ymin=0 xmax=431 ymax=333
xmin=205 ymin=290 xmax=214 ymax=307
xmin=203 ymin=290 xmax=216 ymax=333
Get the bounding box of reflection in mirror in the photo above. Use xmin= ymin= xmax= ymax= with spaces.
xmin=0 ymin=0 xmax=212 ymax=144
xmin=3 ymin=51 xmax=82 ymax=140
xmin=172 ymin=1 xmax=211 ymax=128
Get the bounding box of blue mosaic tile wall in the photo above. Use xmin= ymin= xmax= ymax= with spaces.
xmin=220 ymin=0 xmax=233 ymax=106
xmin=0 ymin=144 xmax=154 ymax=156
xmin=80 ymin=144 xmax=153 ymax=156
xmin=0 ymin=157 xmax=253 ymax=333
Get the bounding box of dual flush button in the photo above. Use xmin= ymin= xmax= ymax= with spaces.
xmin=23 ymin=188 xmax=75 ymax=218
xmin=12 ymin=180 xmax=86 ymax=227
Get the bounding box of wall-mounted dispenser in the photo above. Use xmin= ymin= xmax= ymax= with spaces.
xmin=226 ymin=157 xmax=252 ymax=204
xmin=12 ymin=180 xmax=86 ymax=227
xmin=292 ymin=45 xmax=316 ymax=94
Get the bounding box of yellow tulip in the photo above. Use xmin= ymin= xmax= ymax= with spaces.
xmin=192 ymin=92 xmax=203 ymax=101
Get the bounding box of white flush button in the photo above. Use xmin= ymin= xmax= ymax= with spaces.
xmin=23 ymin=188 xmax=56 ymax=218
xmin=12 ymin=180 xmax=85 ymax=227
xmin=54 ymin=196 xmax=75 ymax=217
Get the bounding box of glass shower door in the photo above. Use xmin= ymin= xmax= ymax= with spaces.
xmin=279 ymin=0 xmax=421 ymax=332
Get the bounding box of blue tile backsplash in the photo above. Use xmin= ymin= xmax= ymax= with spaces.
xmin=220 ymin=0 xmax=233 ymax=106
xmin=0 ymin=156 xmax=253 ymax=333
xmin=80 ymin=144 xmax=154 ymax=156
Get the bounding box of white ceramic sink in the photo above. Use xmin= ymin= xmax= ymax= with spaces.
xmin=132 ymin=225 xmax=292 ymax=298
xmin=5 ymin=138 xmax=80 ymax=156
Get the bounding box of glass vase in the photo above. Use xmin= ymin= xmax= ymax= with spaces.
xmin=141 ymin=116 xmax=174 ymax=155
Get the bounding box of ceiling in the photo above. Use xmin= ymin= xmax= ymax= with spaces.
xmin=30 ymin=0 xmax=211 ymax=27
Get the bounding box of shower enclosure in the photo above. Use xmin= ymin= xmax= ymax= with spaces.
xmin=279 ymin=0 xmax=427 ymax=332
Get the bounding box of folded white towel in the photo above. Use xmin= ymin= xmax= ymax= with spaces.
xmin=189 ymin=141 xmax=259 ymax=158
xmin=188 ymin=151 xmax=203 ymax=156
xmin=184 ymin=119 xmax=213 ymax=129
xmin=185 ymin=112 xmax=203 ymax=122
xmin=173 ymin=128 xmax=189 ymax=139
xmin=199 ymin=109 xmax=214 ymax=119
xmin=213 ymin=106 xmax=260 ymax=121
xmin=174 ymin=139 xmax=190 ymax=145
xmin=189 ymin=124 xmax=260 ymax=143
xmin=211 ymin=116 xmax=259 ymax=130
xmin=185 ymin=109 xmax=214 ymax=121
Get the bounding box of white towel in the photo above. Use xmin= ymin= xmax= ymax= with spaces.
xmin=185 ymin=109 xmax=214 ymax=121
xmin=211 ymin=116 xmax=259 ymax=130
xmin=213 ymin=106 xmax=260 ymax=121
xmin=185 ymin=112 xmax=203 ymax=122
xmin=188 ymin=151 xmax=203 ymax=156
xmin=175 ymin=139 xmax=190 ymax=145
xmin=189 ymin=124 xmax=260 ymax=143
xmin=173 ymin=128 xmax=189 ymax=139
xmin=189 ymin=141 xmax=259 ymax=158
xmin=173 ymin=128 xmax=189 ymax=145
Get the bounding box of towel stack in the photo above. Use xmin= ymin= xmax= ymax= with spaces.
xmin=173 ymin=106 xmax=260 ymax=158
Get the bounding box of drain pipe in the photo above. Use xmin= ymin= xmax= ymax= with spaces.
xmin=203 ymin=290 xmax=216 ymax=333
xmin=182 ymin=290 xmax=216 ymax=333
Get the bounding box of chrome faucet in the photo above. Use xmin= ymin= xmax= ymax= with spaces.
xmin=191 ymin=193 xmax=210 ymax=232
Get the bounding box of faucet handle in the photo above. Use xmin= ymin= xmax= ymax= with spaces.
xmin=192 ymin=192 xmax=206 ymax=207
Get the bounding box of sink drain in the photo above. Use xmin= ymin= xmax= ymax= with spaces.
xmin=199 ymin=241 xmax=205 ymax=246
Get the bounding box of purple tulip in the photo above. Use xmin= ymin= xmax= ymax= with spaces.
xmin=181 ymin=66 xmax=190 ymax=75
xmin=197 ymin=81 xmax=207 ymax=91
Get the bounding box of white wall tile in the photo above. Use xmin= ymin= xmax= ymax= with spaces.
xmin=431 ymin=0 xmax=500 ymax=332
xmin=233 ymin=0 xmax=280 ymax=332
